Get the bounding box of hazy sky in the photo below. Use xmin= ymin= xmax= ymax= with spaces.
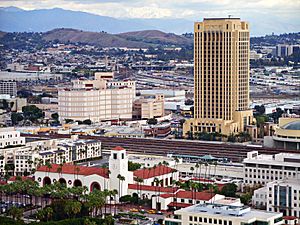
xmin=0 ymin=0 xmax=299 ymax=20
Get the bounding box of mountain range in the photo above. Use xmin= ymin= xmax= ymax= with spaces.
xmin=0 ymin=7 xmax=193 ymax=34
xmin=0 ymin=7 xmax=299 ymax=36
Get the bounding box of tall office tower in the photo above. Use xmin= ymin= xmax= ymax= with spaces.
xmin=184 ymin=18 xmax=253 ymax=136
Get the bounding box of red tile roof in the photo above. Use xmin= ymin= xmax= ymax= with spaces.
xmin=283 ymin=216 xmax=297 ymax=220
xmin=191 ymin=177 xmax=215 ymax=183
xmin=128 ymin=184 xmax=177 ymax=193
xmin=177 ymin=190 xmax=215 ymax=200
xmin=168 ymin=202 xmax=192 ymax=208
xmin=37 ymin=164 xmax=109 ymax=178
xmin=133 ymin=165 xmax=176 ymax=179
xmin=112 ymin=146 xmax=125 ymax=151
xmin=158 ymin=190 xmax=215 ymax=201
xmin=160 ymin=193 xmax=174 ymax=198
xmin=8 ymin=176 xmax=33 ymax=182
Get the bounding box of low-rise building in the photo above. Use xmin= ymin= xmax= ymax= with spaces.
xmin=253 ymin=179 xmax=300 ymax=218
xmin=133 ymin=94 xmax=164 ymax=119
xmin=0 ymin=135 xmax=101 ymax=176
xmin=0 ymin=81 xmax=17 ymax=97
xmin=165 ymin=202 xmax=284 ymax=225
xmin=0 ymin=127 xmax=25 ymax=149
xmin=243 ymin=151 xmax=300 ymax=186
xmin=271 ymin=117 xmax=300 ymax=150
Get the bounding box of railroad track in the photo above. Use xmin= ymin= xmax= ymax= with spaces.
xmin=22 ymin=134 xmax=298 ymax=163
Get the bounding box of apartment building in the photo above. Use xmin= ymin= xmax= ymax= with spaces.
xmin=0 ymin=127 xmax=25 ymax=149
xmin=165 ymin=202 xmax=283 ymax=225
xmin=253 ymin=179 xmax=300 ymax=218
xmin=58 ymin=72 xmax=136 ymax=122
xmin=0 ymin=135 xmax=101 ymax=176
xmin=184 ymin=18 xmax=253 ymax=136
xmin=133 ymin=94 xmax=164 ymax=119
xmin=243 ymin=151 xmax=300 ymax=186
xmin=0 ymin=81 xmax=17 ymax=97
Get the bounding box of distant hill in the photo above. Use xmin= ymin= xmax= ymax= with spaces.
xmin=42 ymin=28 xmax=152 ymax=48
xmin=118 ymin=30 xmax=192 ymax=46
xmin=42 ymin=28 xmax=192 ymax=47
xmin=0 ymin=7 xmax=193 ymax=34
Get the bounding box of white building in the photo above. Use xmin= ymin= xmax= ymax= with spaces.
xmin=0 ymin=81 xmax=17 ymax=97
xmin=243 ymin=151 xmax=300 ymax=186
xmin=152 ymin=190 xmax=227 ymax=211
xmin=0 ymin=127 xmax=25 ymax=149
xmin=253 ymin=179 xmax=300 ymax=218
xmin=0 ymin=135 xmax=101 ymax=176
xmin=165 ymin=202 xmax=284 ymax=225
xmin=58 ymin=72 xmax=136 ymax=122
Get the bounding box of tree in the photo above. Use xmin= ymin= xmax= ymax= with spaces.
xmin=220 ymin=183 xmax=237 ymax=197
xmin=254 ymin=105 xmax=265 ymax=115
xmin=64 ymin=200 xmax=82 ymax=218
xmin=65 ymin=119 xmax=74 ymax=124
xmin=147 ymin=118 xmax=158 ymax=125
xmin=128 ymin=161 xmax=142 ymax=171
xmin=11 ymin=112 xmax=23 ymax=125
xmin=8 ymin=206 xmax=24 ymax=220
xmin=271 ymin=108 xmax=284 ymax=123
xmin=22 ymin=105 xmax=44 ymax=123
xmin=83 ymin=119 xmax=92 ymax=125
xmin=185 ymin=99 xmax=194 ymax=105
xmin=51 ymin=113 xmax=59 ymax=121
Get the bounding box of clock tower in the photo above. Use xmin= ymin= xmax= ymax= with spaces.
xmin=109 ymin=146 xmax=129 ymax=200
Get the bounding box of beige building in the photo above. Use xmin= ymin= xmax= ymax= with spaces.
xmin=272 ymin=117 xmax=300 ymax=150
xmin=133 ymin=94 xmax=164 ymax=119
xmin=58 ymin=72 xmax=135 ymax=122
xmin=184 ymin=18 xmax=253 ymax=136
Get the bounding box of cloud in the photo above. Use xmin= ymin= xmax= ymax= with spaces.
xmin=0 ymin=0 xmax=299 ymax=22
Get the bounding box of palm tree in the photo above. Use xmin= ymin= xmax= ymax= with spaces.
xmin=194 ymin=163 xmax=198 ymax=179
xmin=134 ymin=177 xmax=144 ymax=200
xmin=111 ymin=189 xmax=118 ymax=215
xmin=117 ymin=174 xmax=125 ymax=200
xmin=190 ymin=166 xmax=194 ymax=178
xmin=153 ymin=178 xmax=160 ymax=209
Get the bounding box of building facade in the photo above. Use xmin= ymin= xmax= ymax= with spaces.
xmin=0 ymin=127 xmax=25 ymax=149
xmin=58 ymin=72 xmax=135 ymax=122
xmin=0 ymin=81 xmax=17 ymax=97
xmin=133 ymin=94 xmax=164 ymax=119
xmin=184 ymin=18 xmax=253 ymax=136
xmin=271 ymin=117 xmax=300 ymax=150
xmin=243 ymin=151 xmax=300 ymax=186
xmin=253 ymin=179 xmax=300 ymax=218
xmin=165 ymin=202 xmax=283 ymax=225
xmin=0 ymin=135 xmax=102 ymax=176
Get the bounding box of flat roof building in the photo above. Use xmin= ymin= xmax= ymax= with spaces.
xmin=165 ymin=202 xmax=284 ymax=225
xmin=243 ymin=151 xmax=300 ymax=186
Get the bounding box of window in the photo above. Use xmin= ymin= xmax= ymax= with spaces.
xmin=113 ymin=153 xmax=117 ymax=159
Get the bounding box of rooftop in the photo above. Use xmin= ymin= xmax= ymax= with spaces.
xmin=133 ymin=165 xmax=175 ymax=179
xmin=36 ymin=164 xmax=109 ymax=178
xmin=177 ymin=203 xmax=282 ymax=221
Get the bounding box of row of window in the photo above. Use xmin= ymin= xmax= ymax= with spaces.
xmin=189 ymin=216 xmax=232 ymax=225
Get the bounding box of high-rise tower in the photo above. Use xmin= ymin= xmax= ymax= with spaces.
xmin=184 ymin=18 xmax=253 ymax=136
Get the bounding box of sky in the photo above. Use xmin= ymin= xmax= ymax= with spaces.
xmin=0 ymin=0 xmax=299 ymax=20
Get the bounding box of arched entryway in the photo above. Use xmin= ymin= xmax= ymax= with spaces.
xmin=90 ymin=182 xmax=101 ymax=192
xmin=74 ymin=179 xmax=82 ymax=187
xmin=43 ymin=177 xmax=51 ymax=186
xmin=58 ymin=178 xmax=67 ymax=186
